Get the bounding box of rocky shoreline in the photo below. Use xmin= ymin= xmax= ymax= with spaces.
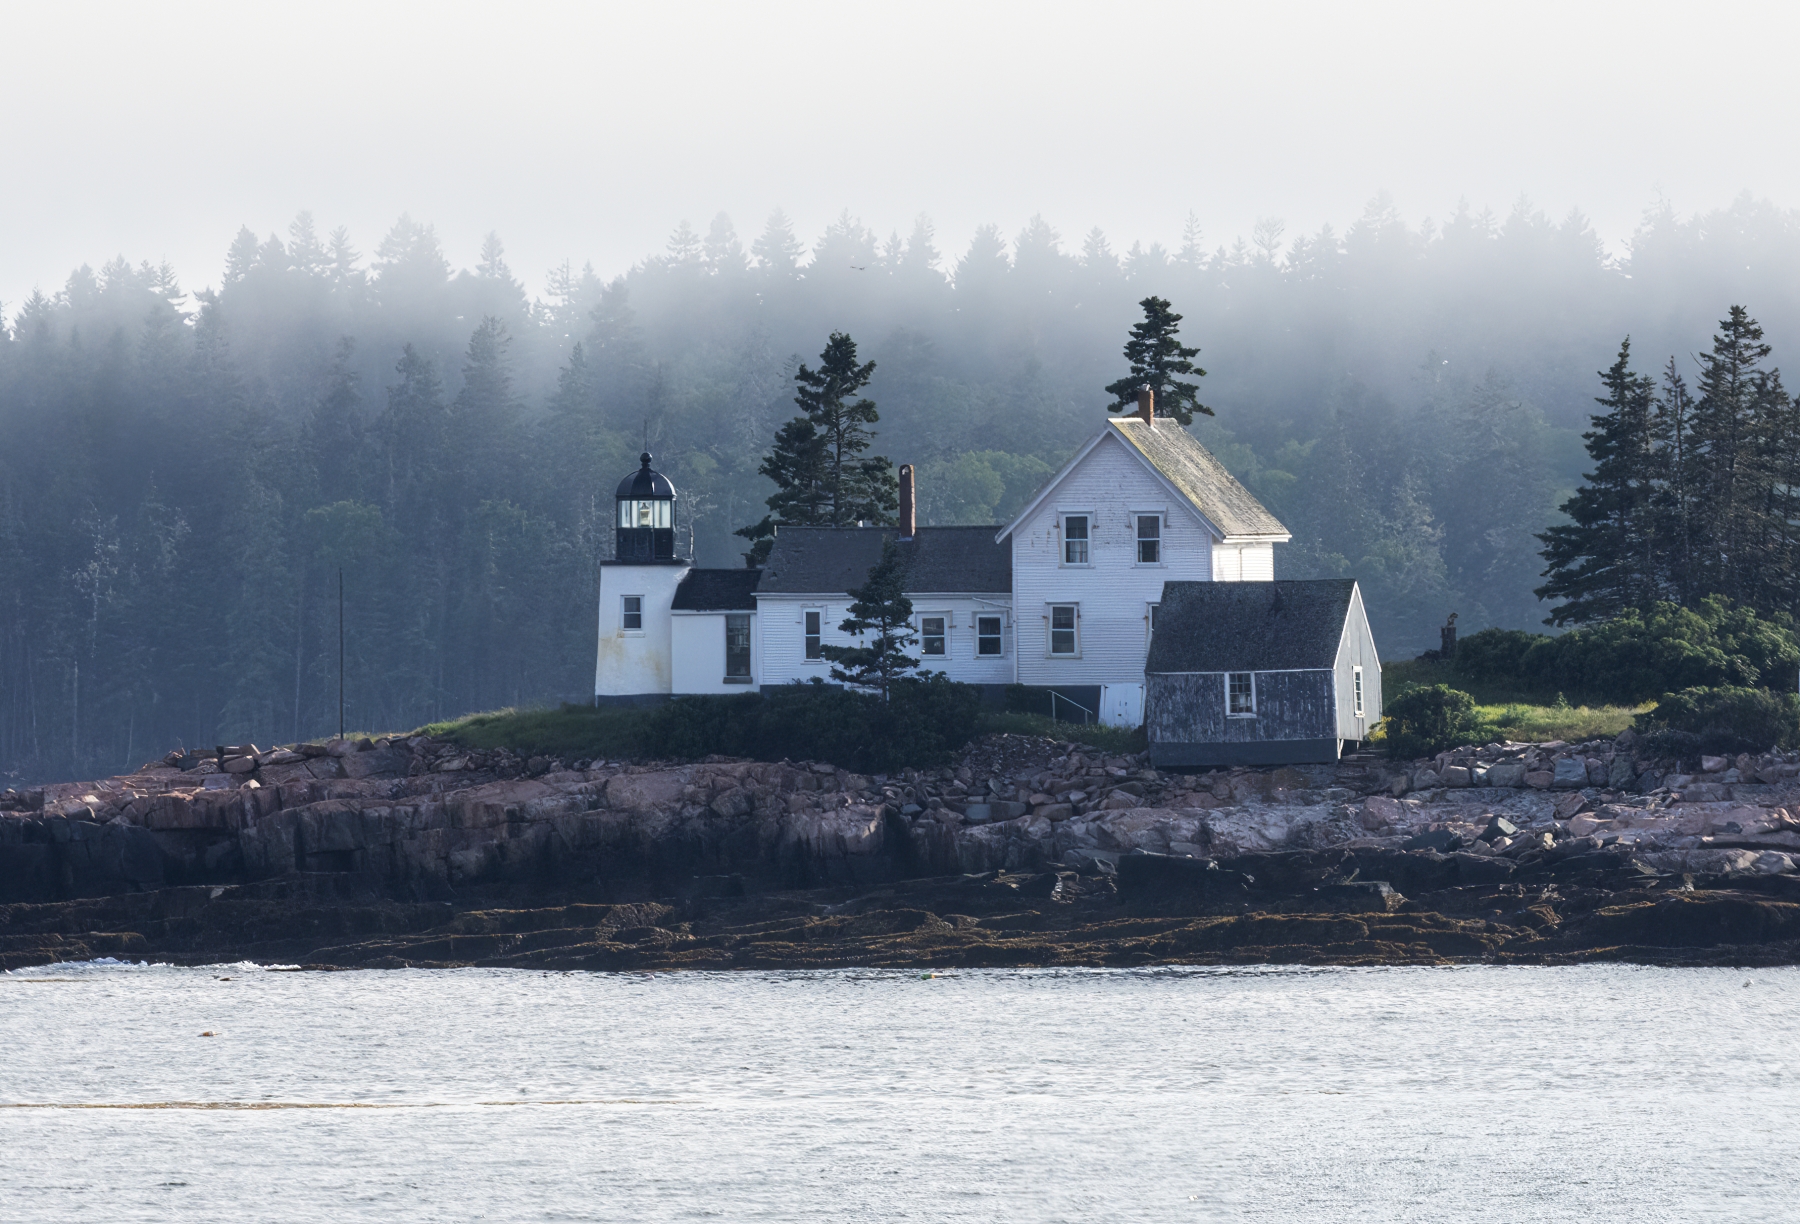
xmin=4 ymin=732 xmax=1800 ymax=970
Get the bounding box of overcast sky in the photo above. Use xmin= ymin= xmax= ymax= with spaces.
xmin=4 ymin=0 xmax=1797 ymax=310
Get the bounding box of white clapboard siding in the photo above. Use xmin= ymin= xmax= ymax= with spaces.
xmin=757 ymin=593 xmax=1015 ymax=688
xmin=595 ymin=563 xmax=689 ymax=697
xmin=1012 ymin=433 xmax=1216 ymax=687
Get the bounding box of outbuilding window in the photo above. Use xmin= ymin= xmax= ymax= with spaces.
xmin=1050 ymin=605 xmax=1078 ymax=656
xmin=1228 ymin=672 xmax=1256 ymax=717
xmin=1061 ymin=515 xmax=1089 ymax=565
xmin=621 ymin=595 xmax=643 ymax=632
xmin=1353 ymin=666 xmax=1364 ymax=716
xmin=1136 ymin=515 xmax=1161 ymax=564
xmin=804 ymin=609 xmax=822 ymax=660
xmin=977 ymin=615 xmax=1004 ymax=656
xmin=725 ymin=614 xmax=752 ymax=681
xmin=920 ymin=616 xmax=946 ymax=656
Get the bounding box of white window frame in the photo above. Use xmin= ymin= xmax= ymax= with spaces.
xmin=621 ymin=594 xmax=644 ymax=634
xmin=975 ymin=613 xmax=1005 ymax=658
xmin=1134 ymin=513 xmax=1163 ymax=565
xmin=1146 ymin=602 xmax=1160 ymax=648
xmin=1059 ymin=512 xmax=1092 ymax=567
xmin=1227 ymin=672 xmax=1257 ymax=718
xmin=803 ymin=607 xmax=824 ymax=663
xmin=1048 ymin=603 xmax=1080 ymax=657
xmin=1353 ymin=666 xmax=1364 ymax=717
xmin=918 ymin=612 xmax=948 ymax=659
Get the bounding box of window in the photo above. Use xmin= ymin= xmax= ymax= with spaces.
xmin=621 ymin=595 xmax=643 ymax=631
xmin=618 ymin=499 xmax=672 ymax=529
xmin=804 ymin=609 xmax=822 ymax=660
xmin=1353 ymin=666 xmax=1364 ymax=717
xmin=1062 ymin=514 xmax=1089 ymax=564
xmin=1050 ymin=605 xmax=1078 ymax=655
xmin=725 ymin=613 xmax=752 ymax=680
xmin=1136 ymin=515 xmax=1161 ymax=563
xmin=1147 ymin=603 xmax=1159 ymax=643
xmin=977 ymin=615 xmax=1004 ymax=657
xmin=920 ymin=616 xmax=946 ymax=656
xmin=1228 ymin=672 xmax=1256 ymax=717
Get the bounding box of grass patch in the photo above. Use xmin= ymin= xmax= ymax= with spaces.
xmin=419 ymin=704 xmax=641 ymax=759
xmin=1379 ymin=659 xmax=1644 ymax=747
xmin=418 ymin=703 xmax=1147 ymax=766
xmin=975 ymin=712 xmax=1146 ymax=755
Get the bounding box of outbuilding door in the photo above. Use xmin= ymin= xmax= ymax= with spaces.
xmin=1099 ymin=683 xmax=1144 ymax=729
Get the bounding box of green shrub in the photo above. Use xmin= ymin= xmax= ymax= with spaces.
xmin=1378 ymin=685 xmax=1482 ymax=758
xmin=636 ymin=676 xmax=983 ymax=773
xmin=1455 ymin=627 xmax=1543 ymax=684
xmin=1633 ymin=685 xmax=1800 ymax=756
xmin=1451 ymin=599 xmax=1800 ymax=706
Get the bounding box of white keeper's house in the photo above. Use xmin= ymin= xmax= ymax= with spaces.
xmin=597 ymin=392 xmax=1331 ymax=730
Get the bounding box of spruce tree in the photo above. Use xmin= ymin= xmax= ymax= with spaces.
xmin=1651 ymin=358 xmax=1700 ymax=603
xmin=1690 ymin=306 xmax=1779 ymax=604
xmin=793 ymin=332 xmax=894 ymax=527
xmin=1536 ymin=339 xmax=1661 ymax=624
xmin=736 ymin=332 xmax=895 ymax=565
xmin=819 ymin=537 xmax=918 ymax=701
xmin=1104 ymin=297 xmax=1210 ymax=424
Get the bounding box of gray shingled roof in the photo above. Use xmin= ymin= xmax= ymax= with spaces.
xmin=757 ymin=526 xmax=1011 ymax=595
xmin=1111 ymin=419 xmax=1290 ymax=539
xmin=671 ymin=568 xmax=762 ymax=611
xmin=1147 ymin=579 xmax=1359 ymax=672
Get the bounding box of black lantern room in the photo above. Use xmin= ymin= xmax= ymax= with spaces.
xmin=615 ymin=452 xmax=678 ymax=562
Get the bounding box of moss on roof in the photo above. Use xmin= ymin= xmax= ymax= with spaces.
xmin=1111 ymin=418 xmax=1290 ymax=540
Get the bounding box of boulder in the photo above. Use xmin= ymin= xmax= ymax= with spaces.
xmin=1412 ymin=768 xmax=1441 ymax=789
xmin=1701 ymin=755 xmax=1731 ymax=774
xmin=1552 ymin=757 xmax=1588 ymax=788
xmin=1441 ymin=766 xmax=1472 ymax=788
xmin=1486 ymin=761 xmax=1528 ymax=788
xmin=1525 ymin=771 xmax=1555 ymax=789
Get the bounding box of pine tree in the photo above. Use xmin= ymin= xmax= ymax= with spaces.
xmin=819 ymin=537 xmax=917 ymax=700
xmin=1690 ymin=306 xmax=1778 ymax=603
xmin=752 ymin=209 xmax=805 ymax=275
xmin=735 ymin=333 xmax=894 ymax=565
xmin=703 ymin=213 xmax=746 ymax=275
xmin=1652 ymin=357 xmax=1700 ymax=603
xmin=1104 ymin=296 xmax=1210 ymax=424
xmin=1535 ymin=339 xmax=1661 ymax=623
xmin=792 ymin=332 xmax=894 ymax=528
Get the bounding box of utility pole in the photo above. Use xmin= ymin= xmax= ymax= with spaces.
xmin=338 ymin=568 xmax=345 ymax=740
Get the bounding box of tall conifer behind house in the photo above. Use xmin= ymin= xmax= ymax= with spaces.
xmin=736 ymin=332 xmax=895 ymax=565
xmin=1536 ymin=340 xmax=1662 ymax=624
xmin=1104 ymin=297 xmax=1210 ymax=425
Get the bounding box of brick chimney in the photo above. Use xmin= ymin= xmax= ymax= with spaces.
xmin=898 ymin=463 xmax=916 ymax=540
xmin=1136 ymin=385 xmax=1155 ymax=426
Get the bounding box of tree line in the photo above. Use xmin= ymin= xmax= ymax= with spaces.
xmin=1539 ymin=307 xmax=1800 ymax=624
xmin=4 ymin=195 xmax=1800 ymax=783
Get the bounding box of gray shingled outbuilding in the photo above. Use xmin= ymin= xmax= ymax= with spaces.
xmin=1144 ymin=579 xmax=1381 ymax=768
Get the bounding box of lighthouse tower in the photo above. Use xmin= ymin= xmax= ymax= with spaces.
xmin=594 ymin=453 xmax=690 ymax=703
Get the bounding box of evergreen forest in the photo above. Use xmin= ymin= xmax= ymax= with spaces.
xmin=6 ymin=194 xmax=1800 ymax=784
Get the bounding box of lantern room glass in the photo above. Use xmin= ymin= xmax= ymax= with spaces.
xmin=618 ymin=499 xmax=672 ymax=529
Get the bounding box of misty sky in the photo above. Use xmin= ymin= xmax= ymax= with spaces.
xmin=5 ymin=0 xmax=1798 ymax=308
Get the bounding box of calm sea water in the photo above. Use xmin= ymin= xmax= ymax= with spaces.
xmin=1 ymin=961 xmax=1795 ymax=1222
